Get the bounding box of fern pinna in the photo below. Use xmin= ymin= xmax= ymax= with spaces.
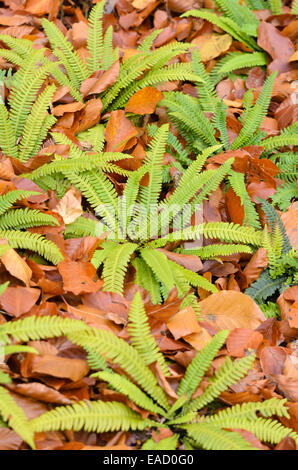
xmin=1 ymin=298 xmax=297 ymax=450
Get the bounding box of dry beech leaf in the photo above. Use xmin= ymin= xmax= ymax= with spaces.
xmin=183 ymin=326 xmax=212 ymax=351
xmin=242 ymin=248 xmax=268 ymax=287
xmin=53 ymin=187 xmax=83 ymax=224
xmin=125 ymin=87 xmax=163 ymax=115
xmin=260 ymin=346 xmax=287 ymax=376
xmin=0 ymin=286 xmax=40 ymax=316
xmin=105 ymin=110 xmax=138 ymax=152
xmin=7 ymin=382 xmax=72 ymax=405
xmin=281 ymin=203 xmax=298 ymax=249
xmin=52 ymin=102 xmax=85 ymax=117
xmin=0 ymin=428 xmax=22 ymax=450
xmin=288 ymin=301 xmax=298 ymax=329
xmin=58 ymin=260 xmax=103 ymax=295
xmin=132 ymin=0 xmax=156 ymax=9
xmin=31 ymin=355 xmax=89 ymax=382
xmin=1 ymin=248 xmax=32 ymax=286
xmin=197 ymin=34 xmax=232 ymax=62
xmin=199 ymin=291 xmax=266 ymax=331
xmin=166 ymin=306 xmax=201 ymax=339
xmin=226 ymin=328 xmax=263 ymax=357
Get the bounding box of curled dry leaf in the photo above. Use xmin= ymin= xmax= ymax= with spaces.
xmin=31 ymin=355 xmax=89 ymax=382
xmin=1 ymin=247 xmax=32 ymax=286
xmin=242 ymin=248 xmax=268 ymax=287
xmin=104 ymin=110 xmax=138 ymax=152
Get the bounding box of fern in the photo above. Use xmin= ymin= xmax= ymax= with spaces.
xmin=0 ymin=387 xmax=35 ymax=449
xmin=245 ymin=269 xmax=285 ymax=303
xmin=30 ymin=400 xmax=157 ymax=433
xmin=127 ymin=291 xmax=170 ymax=376
xmin=210 ymin=52 xmax=267 ymax=84
xmin=102 ymin=242 xmax=138 ymax=295
xmin=0 ymin=208 xmax=59 ymax=230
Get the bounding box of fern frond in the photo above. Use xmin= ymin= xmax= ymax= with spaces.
xmin=140 ymin=247 xmax=175 ymax=292
xmin=245 ymin=269 xmax=284 ymax=303
xmin=258 ymin=199 xmax=292 ymax=253
xmin=92 ymin=371 xmax=167 ymax=416
xmin=0 ymin=190 xmax=39 ymax=216
xmin=86 ymin=0 xmax=105 ymax=73
xmin=0 ymin=315 xmax=89 ymax=346
xmin=41 ymin=19 xmax=89 ymax=87
xmin=67 ymin=328 xmax=170 ymax=410
xmin=0 ymin=230 xmax=63 ymax=264
xmin=132 ymin=257 xmax=162 ymax=305
xmin=64 ymin=216 xmax=107 ymax=238
xmin=182 ymin=422 xmax=256 ymax=450
xmin=180 ymin=243 xmax=252 ymax=259
xmin=127 ymin=291 xmax=170 ymax=376
xmin=0 ymin=386 xmax=35 ymax=449
xmin=267 ymin=0 xmax=282 ymax=14
xmin=0 ymin=208 xmax=59 ymax=230
xmin=184 ymin=354 xmax=256 ymax=413
xmin=210 ymin=52 xmax=267 ymax=84
xmin=0 ymin=100 xmax=18 ymax=158
xmin=17 ymin=84 xmax=57 ymax=162
xmin=178 ymin=330 xmax=229 ymax=397
xmin=102 ymin=242 xmax=138 ymax=295
xmin=30 ymin=400 xmax=157 ymax=434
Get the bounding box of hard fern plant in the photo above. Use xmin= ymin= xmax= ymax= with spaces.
xmin=0 ymin=1 xmax=201 ymax=114
xmin=0 ymin=189 xmax=63 ymax=264
xmin=183 ymin=0 xmax=283 ymax=52
xmin=246 ymin=200 xmax=298 ymax=305
xmin=161 ymin=53 xmax=298 ymax=230
xmin=1 ymin=296 xmax=297 ymax=450
xmin=49 ymin=124 xmax=265 ymax=302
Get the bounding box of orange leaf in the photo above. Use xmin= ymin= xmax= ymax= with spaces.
xmin=166 ymin=306 xmax=201 ymax=340
xmin=0 ymin=287 xmax=40 ymax=316
xmin=1 ymin=248 xmax=32 ymax=286
xmin=242 ymin=248 xmax=268 ymax=287
xmin=104 ymin=110 xmax=138 ymax=152
xmin=31 ymin=355 xmax=89 ymax=382
xmin=52 ymin=102 xmax=85 ymax=117
xmin=199 ymin=291 xmax=266 ymax=331
xmin=226 ymin=328 xmax=263 ymax=357
xmin=288 ymin=301 xmax=298 ymax=329
xmin=125 ymin=87 xmax=163 ymax=115
xmin=58 ymin=260 xmax=103 ymax=295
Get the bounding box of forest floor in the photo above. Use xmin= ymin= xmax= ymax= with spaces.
xmin=0 ymin=0 xmax=297 ymax=451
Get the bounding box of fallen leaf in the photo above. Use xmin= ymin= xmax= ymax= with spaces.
xmin=260 ymin=346 xmax=287 ymax=376
xmin=1 ymin=247 xmax=32 ymax=286
xmin=58 ymin=260 xmax=102 ymax=295
xmin=197 ymin=34 xmax=232 ymax=62
xmin=242 ymin=248 xmax=268 ymax=287
xmin=125 ymin=87 xmax=163 ymax=114
xmin=199 ymin=291 xmax=266 ymax=330
xmin=0 ymin=287 xmax=40 ymax=316
xmin=53 ymin=187 xmax=83 ymax=224
xmin=31 ymin=355 xmax=89 ymax=382
xmin=226 ymin=328 xmax=263 ymax=357
xmin=166 ymin=306 xmax=201 ymax=340
xmin=105 ymin=110 xmax=138 ymax=152
xmin=52 ymin=102 xmax=85 ymax=117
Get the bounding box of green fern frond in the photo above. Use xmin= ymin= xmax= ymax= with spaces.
xmin=77 ymin=124 xmax=105 ymax=152
xmin=127 ymin=292 xmax=170 ymax=376
xmin=64 ymin=216 xmax=107 ymax=238
xmin=0 ymin=100 xmax=18 ymax=158
xmin=86 ymin=0 xmax=105 ymax=73
xmin=102 ymin=242 xmax=138 ymax=295
xmin=210 ymin=52 xmax=267 ymax=84
xmin=0 ymin=190 xmax=39 ymax=216
xmin=132 ymin=257 xmax=162 ymax=305
xmin=0 ymin=315 xmax=89 ymax=346
xmin=41 ymin=19 xmax=89 ymax=87
xmin=0 ymin=230 xmax=63 ymax=264
xmin=0 ymin=386 xmax=35 ymax=449
xmin=180 ymin=243 xmax=252 ymax=259
xmin=17 ymin=84 xmax=57 ymax=162
xmin=67 ymin=328 xmax=170 ymax=410
xmin=231 ymin=72 xmax=277 ymax=149
xmin=258 ymin=199 xmax=292 ymax=253
xmin=142 ymin=434 xmax=179 ymax=450
xmin=213 ymin=0 xmax=259 ymax=31
xmin=184 ymin=353 xmax=256 ymax=413
xmin=261 ymin=134 xmax=298 ymax=151
xmin=92 ymin=371 xmax=167 ymax=416
xmin=182 ymin=422 xmax=256 ymax=450
xmin=245 ymin=269 xmax=285 ymax=303
xmin=101 ymin=26 xmax=118 ymax=71
xmin=30 ymin=400 xmax=157 ymax=434
xmin=0 ymin=208 xmax=59 ymax=230
xmin=140 ymin=247 xmax=175 ymax=292
xmin=267 ymin=0 xmax=282 ymax=14
xmin=292 ymin=0 xmax=298 ymax=14
xmin=178 ymin=330 xmax=229 ymax=397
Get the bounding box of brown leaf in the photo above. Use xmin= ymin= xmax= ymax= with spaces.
xmin=166 ymin=306 xmax=201 ymax=340
xmin=7 ymin=382 xmax=72 ymax=405
xmin=281 ymin=203 xmax=298 ymax=249
xmin=31 ymin=355 xmax=89 ymax=382
xmin=125 ymin=87 xmax=163 ymax=115
xmin=260 ymin=346 xmax=287 ymax=376
xmin=275 ymin=436 xmax=296 ymax=450
xmin=197 ymin=34 xmax=232 ymax=62
xmin=53 ymin=187 xmax=83 ymax=224
xmin=242 ymin=248 xmax=268 ymax=287
xmin=287 ymin=301 xmax=298 ymax=329
xmin=52 ymin=102 xmax=85 ymax=117
xmin=258 ymin=21 xmax=295 ymax=74
xmin=157 ymin=248 xmax=203 ymax=272
xmin=226 ymin=328 xmax=263 ymax=357
xmin=82 ymin=61 xmax=120 ymax=96
xmin=1 ymin=247 xmax=32 ymax=286
xmin=25 ymin=0 xmax=59 ymax=16
xmin=0 ymin=287 xmax=40 ymax=316
xmin=76 ymin=98 xmax=102 ymax=133
xmin=0 ymin=428 xmax=22 ymax=450
xmin=104 ymin=110 xmax=138 ymax=152
xmin=199 ymin=291 xmax=266 ymax=331
xmin=58 ymin=260 xmax=102 ymax=295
